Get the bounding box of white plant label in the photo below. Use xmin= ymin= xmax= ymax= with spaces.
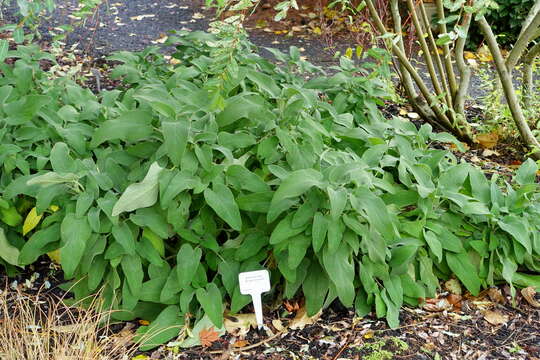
xmin=238 ymin=270 xmax=270 ymax=329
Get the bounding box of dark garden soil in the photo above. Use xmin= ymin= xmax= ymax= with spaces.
xmin=1 ymin=272 xmax=540 ymax=360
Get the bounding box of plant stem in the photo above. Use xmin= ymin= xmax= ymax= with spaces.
xmin=507 ymin=6 xmax=540 ymax=70
xmin=405 ymin=0 xmax=448 ymax=109
xmin=522 ymin=42 xmax=540 ymax=108
xmin=418 ymin=0 xmax=452 ymax=107
xmin=434 ymin=0 xmax=458 ymax=100
xmin=477 ymin=16 xmax=540 ymax=160
xmin=454 ymin=1 xmax=473 ymax=116
xmin=365 ymin=0 xmax=472 ymax=141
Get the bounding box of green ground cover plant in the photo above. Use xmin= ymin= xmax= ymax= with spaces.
xmin=0 ymin=27 xmax=540 ymax=349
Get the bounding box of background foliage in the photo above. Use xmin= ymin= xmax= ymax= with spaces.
xmin=467 ymin=0 xmax=537 ymax=48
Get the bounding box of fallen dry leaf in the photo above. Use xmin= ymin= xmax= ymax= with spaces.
xmin=464 ymin=51 xmax=476 ymax=60
xmin=232 ymin=339 xmax=249 ymax=348
xmin=272 ymin=319 xmax=285 ymax=332
xmin=199 ymin=326 xmax=221 ymax=347
xmin=289 ymin=306 xmax=321 ymax=330
xmin=483 ymin=310 xmax=509 ymax=325
xmin=284 ymin=300 xmax=300 ymax=313
xmin=423 ymin=297 xmax=453 ymax=312
xmin=487 ymin=287 xmax=506 ymax=304
xmin=446 ymin=294 xmax=462 ymax=310
xmin=138 ymin=319 xmax=150 ymax=326
xmin=482 ymin=149 xmax=499 ymax=157
xmin=224 ymin=314 xmax=257 ymax=337
xmin=130 ymin=14 xmax=155 ymax=21
xmin=363 ymin=330 xmax=375 ymax=339
xmin=444 ymin=278 xmax=462 ymax=295
xmin=476 ymin=132 xmax=499 ymax=149
xmin=450 ymin=142 xmax=470 ymax=152
xmin=521 ymin=286 xmax=540 ymax=308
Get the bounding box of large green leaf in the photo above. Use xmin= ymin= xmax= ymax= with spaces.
xmin=136 ymin=305 xmax=184 ymax=351
xmin=322 ymin=242 xmax=355 ymax=307
xmin=268 ymin=169 xmax=323 ymax=222
xmin=446 ymin=252 xmax=481 ymax=295
xmin=0 ymin=228 xmax=20 ymax=266
xmin=19 ymin=224 xmax=61 ymax=265
xmin=90 ymin=110 xmax=154 ymax=148
xmin=176 ymin=244 xmax=202 ymax=289
xmin=498 ymin=215 xmax=532 ymax=254
xmin=60 ymin=214 xmax=92 ymax=278
xmin=350 ymin=188 xmax=397 ymax=242
xmin=162 ymin=121 xmax=189 ymax=167
xmin=195 ymin=283 xmax=224 ymax=328
xmin=112 ymin=162 xmax=163 ymax=216
xmin=112 ymin=222 xmax=137 ymax=255
xmin=203 ymin=183 xmax=242 ymax=231
xmin=302 ymin=261 xmax=329 ymax=316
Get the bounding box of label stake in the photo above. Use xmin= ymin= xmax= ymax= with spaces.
xmin=238 ymin=270 xmax=270 ymax=329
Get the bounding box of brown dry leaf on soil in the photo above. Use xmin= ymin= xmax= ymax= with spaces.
xmin=199 ymin=327 xmax=221 ymax=347
xmin=487 ymin=287 xmax=506 ymax=304
xmin=289 ymin=307 xmax=322 ymax=330
xmin=423 ymin=297 xmax=453 ymax=312
xmin=483 ymin=310 xmax=509 ymax=325
xmin=272 ymin=319 xmax=286 ymax=332
xmin=283 ymin=300 xmax=300 ymax=313
xmin=224 ymin=314 xmax=257 ymax=337
xmin=232 ymin=339 xmax=249 ymax=348
xmin=521 ymin=286 xmax=540 ymax=308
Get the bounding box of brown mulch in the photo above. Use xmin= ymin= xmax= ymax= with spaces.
xmin=2 ymin=266 xmax=540 ymax=360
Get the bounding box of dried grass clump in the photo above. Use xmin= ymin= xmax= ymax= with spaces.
xmin=0 ymin=286 xmax=138 ymax=360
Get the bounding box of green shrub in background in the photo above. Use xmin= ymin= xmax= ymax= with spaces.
xmin=466 ymin=0 xmax=536 ymax=49
xmin=1 ymin=29 xmax=540 ymax=349
xmin=0 ymin=0 xmax=101 ymax=42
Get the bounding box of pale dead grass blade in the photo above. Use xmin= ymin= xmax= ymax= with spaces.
xmin=0 ymin=285 xmax=138 ymax=360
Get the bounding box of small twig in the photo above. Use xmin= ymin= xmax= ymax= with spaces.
xmin=208 ymin=331 xmax=284 ymax=354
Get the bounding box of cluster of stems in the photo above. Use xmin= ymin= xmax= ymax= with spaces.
xmin=365 ymin=0 xmax=540 ymax=159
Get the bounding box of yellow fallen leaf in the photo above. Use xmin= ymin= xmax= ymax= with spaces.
xmin=423 ymin=298 xmax=453 ymax=312
xmin=477 ymin=45 xmax=493 ymax=62
xmin=464 ymin=51 xmax=476 ymax=60
xmin=47 ymin=249 xmax=61 ymax=264
xmin=477 ymin=53 xmax=493 ymax=62
xmin=356 ymin=45 xmax=363 ymax=59
xmin=233 ymin=339 xmax=249 ymax=348
xmin=272 ymin=319 xmax=285 ymax=331
xmin=312 ymin=26 xmax=322 ymax=35
xmin=364 ymin=330 xmax=375 ymax=339
xmin=131 ymin=355 xmax=149 ymax=360
xmin=476 ymin=132 xmax=499 ymax=149
xmin=22 ymin=207 xmax=43 ymax=236
xmin=487 ymin=287 xmax=506 ymax=304
xmin=345 ymin=47 xmax=353 ymax=59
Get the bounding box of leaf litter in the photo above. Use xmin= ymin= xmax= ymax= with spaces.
xmin=4 ymin=262 xmax=537 ymax=360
